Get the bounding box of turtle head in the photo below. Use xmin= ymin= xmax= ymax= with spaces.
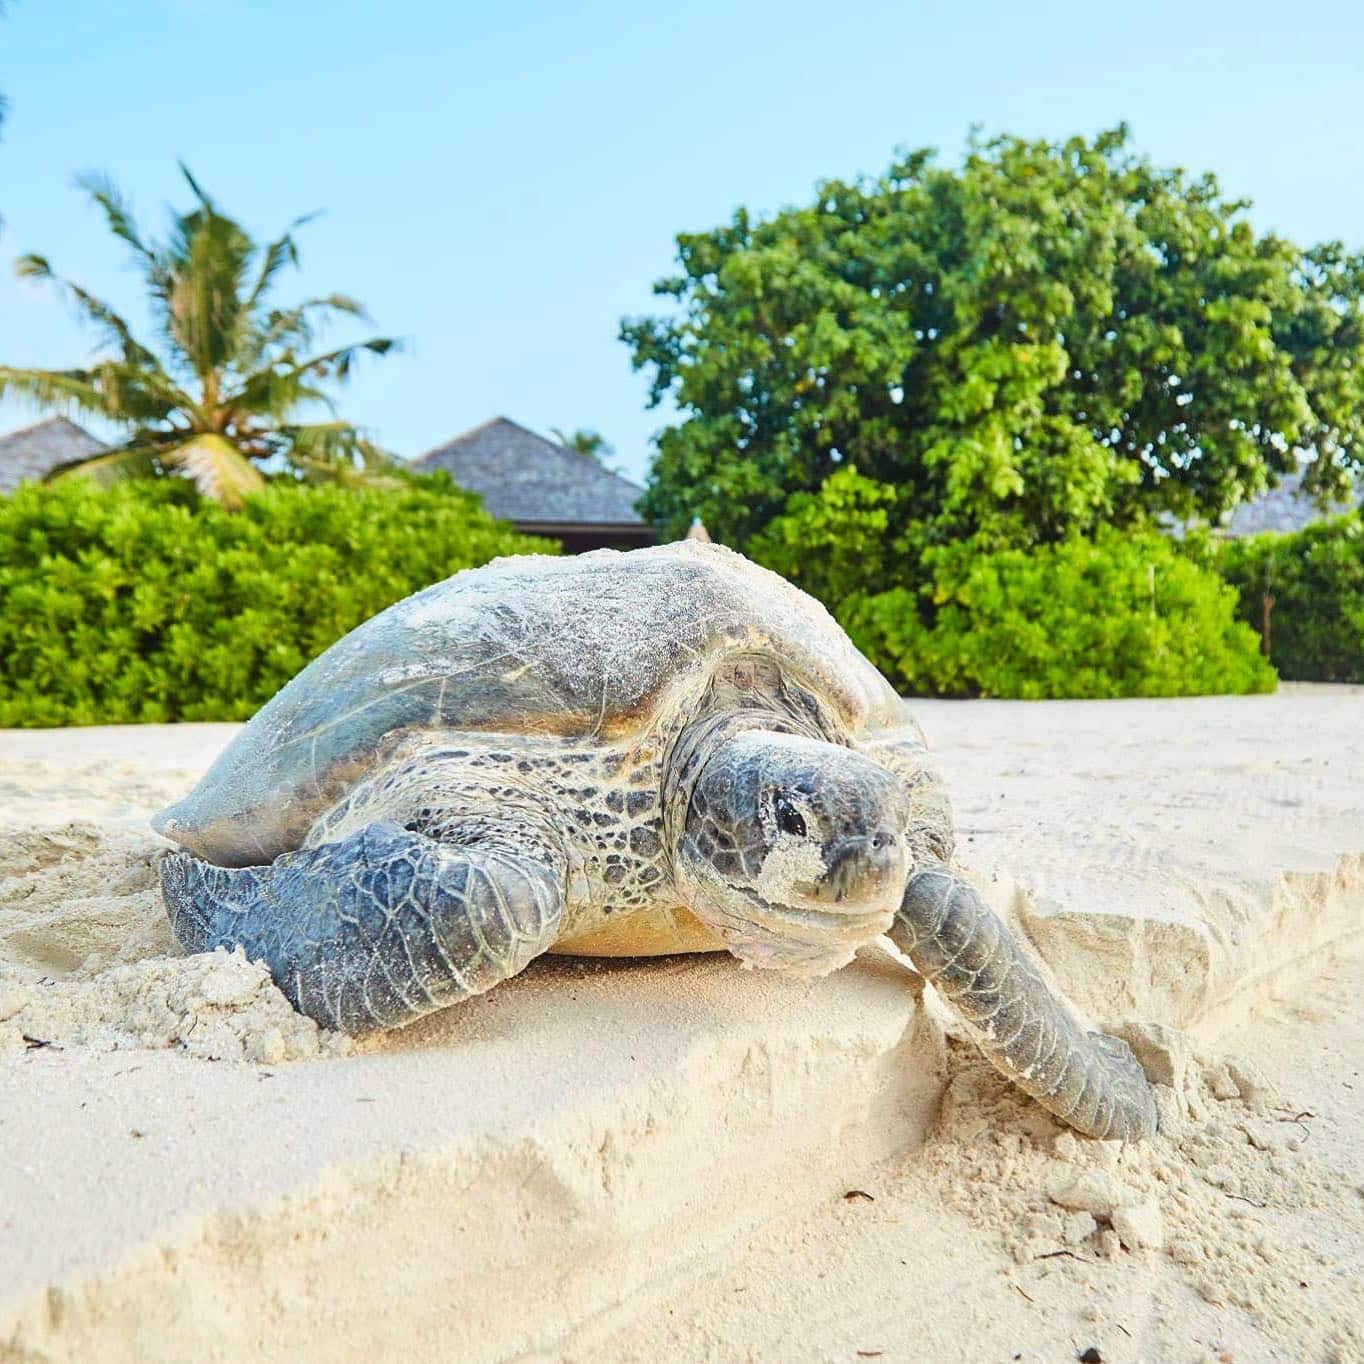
xmin=674 ymin=731 xmax=912 ymax=975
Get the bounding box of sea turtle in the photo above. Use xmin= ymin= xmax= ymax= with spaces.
xmin=155 ymin=542 xmax=1156 ymax=1141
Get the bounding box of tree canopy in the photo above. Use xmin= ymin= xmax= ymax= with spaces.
xmin=1 ymin=166 xmax=398 ymax=507
xmin=624 ymin=127 xmax=1364 ymax=553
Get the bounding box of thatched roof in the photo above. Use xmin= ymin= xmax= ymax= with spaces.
xmin=0 ymin=417 xmax=107 ymax=494
xmin=410 ymin=417 xmax=647 ymax=531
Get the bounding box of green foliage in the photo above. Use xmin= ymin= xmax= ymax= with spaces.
xmin=747 ymin=466 xmax=902 ymax=606
xmin=1219 ymin=515 xmax=1364 ymax=682
xmin=0 ymin=476 xmax=553 ymax=726
xmin=1 ymin=166 xmax=397 ymax=505
xmin=550 ymin=427 xmax=616 ymax=467
xmin=841 ymin=530 xmax=1276 ymax=700
xmin=625 ymin=127 xmax=1364 ymax=552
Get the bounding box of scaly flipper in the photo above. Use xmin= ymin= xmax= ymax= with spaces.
xmin=893 ymin=866 xmax=1158 ymax=1142
xmin=161 ymin=821 xmax=564 ymax=1034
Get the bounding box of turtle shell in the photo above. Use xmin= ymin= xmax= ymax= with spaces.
xmin=153 ymin=542 xmax=906 ymax=866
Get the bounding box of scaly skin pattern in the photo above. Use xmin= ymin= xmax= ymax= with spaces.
xmin=159 ymin=730 xmax=685 ymax=1032
xmin=891 ymin=866 xmax=1158 ymax=1142
xmin=858 ymin=730 xmax=1156 ymax=1140
xmin=306 ymin=732 xmax=673 ymax=937
xmin=162 ymin=822 xmax=563 ymax=1033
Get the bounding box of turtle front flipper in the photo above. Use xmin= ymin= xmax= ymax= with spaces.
xmin=892 ymin=866 xmax=1158 ymax=1142
xmin=161 ymin=822 xmax=564 ymax=1034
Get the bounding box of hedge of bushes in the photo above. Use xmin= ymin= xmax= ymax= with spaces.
xmin=0 ymin=475 xmax=554 ymax=726
xmin=746 ymin=468 xmax=1279 ymax=699
xmin=9 ymin=475 xmax=1353 ymax=725
xmin=842 ymin=530 xmax=1277 ymax=699
xmin=1218 ymin=513 xmax=1364 ymax=684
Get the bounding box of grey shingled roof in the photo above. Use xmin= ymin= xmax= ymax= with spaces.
xmin=0 ymin=417 xmax=108 ymax=493
xmin=410 ymin=417 xmax=646 ymax=527
xmin=1222 ymin=470 xmax=1361 ymax=537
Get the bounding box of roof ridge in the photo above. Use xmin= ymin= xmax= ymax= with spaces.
xmin=415 ymin=415 xmax=625 ymax=466
xmin=414 ymin=415 xmax=536 ymax=464
xmin=410 ymin=415 xmax=646 ymax=528
xmin=0 ymin=414 xmax=95 ymax=446
xmin=459 ymin=415 xmax=516 ymax=439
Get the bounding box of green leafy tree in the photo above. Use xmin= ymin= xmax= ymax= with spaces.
xmin=624 ymin=127 xmax=1364 ymax=550
xmin=746 ymin=465 xmax=900 ymax=605
xmin=1 ymin=166 xmax=398 ymax=507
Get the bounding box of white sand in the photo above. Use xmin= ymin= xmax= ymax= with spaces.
xmin=1 ymin=687 xmax=1361 ymax=1363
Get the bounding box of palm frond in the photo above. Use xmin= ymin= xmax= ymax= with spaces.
xmin=291 ymin=456 xmax=404 ymax=490
xmin=228 ymin=363 xmax=334 ymax=422
xmin=283 ymin=421 xmax=398 ymax=479
xmin=86 ymin=359 xmax=201 ymax=426
xmin=241 ymin=212 xmax=321 ymax=316
xmin=163 ymin=432 xmax=266 ymax=508
xmin=0 ymin=365 xmax=111 ymax=420
xmin=15 ymin=254 xmax=162 ymax=369
xmin=227 ymin=339 xmax=395 ymax=420
xmin=46 ymin=446 xmax=162 ymax=487
xmin=288 ymin=337 xmax=399 ymax=385
xmin=178 ymin=163 xmax=215 ymax=212
xmin=73 ymin=172 xmax=155 ymax=263
xmin=238 ymin=295 xmax=373 ymax=369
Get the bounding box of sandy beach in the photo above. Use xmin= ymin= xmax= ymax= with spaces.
xmin=1 ymin=687 xmax=1361 ymax=1363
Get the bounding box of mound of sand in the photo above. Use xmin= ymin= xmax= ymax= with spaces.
xmin=0 ymin=822 xmax=343 ymax=1063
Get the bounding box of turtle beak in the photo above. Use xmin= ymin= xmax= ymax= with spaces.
xmin=799 ymin=829 xmax=908 ymax=908
xmin=717 ymin=898 xmax=894 ymax=975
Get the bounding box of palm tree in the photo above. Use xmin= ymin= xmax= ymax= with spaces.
xmin=0 ymin=166 xmax=398 ymax=507
xmin=550 ymin=426 xmax=615 ymax=467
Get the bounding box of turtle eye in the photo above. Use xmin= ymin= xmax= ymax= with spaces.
xmin=774 ymin=796 xmax=807 ymax=839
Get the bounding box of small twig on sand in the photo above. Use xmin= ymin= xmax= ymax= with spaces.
xmin=843 ymin=1189 xmax=875 ymax=1202
xmin=1014 ymin=1284 xmax=1035 ymax=1304
xmin=1036 ymin=1250 xmax=1090 ymax=1263
xmin=1225 ymin=1192 xmax=1267 ymax=1209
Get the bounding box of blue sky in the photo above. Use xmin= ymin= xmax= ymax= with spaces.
xmin=2 ymin=0 xmax=1362 ymax=484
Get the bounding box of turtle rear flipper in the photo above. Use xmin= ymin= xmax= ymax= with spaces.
xmin=893 ymin=866 xmax=1158 ymax=1142
xmin=161 ymin=822 xmax=564 ymax=1034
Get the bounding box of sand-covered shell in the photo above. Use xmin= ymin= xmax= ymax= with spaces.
xmin=154 ymin=542 xmax=905 ymax=865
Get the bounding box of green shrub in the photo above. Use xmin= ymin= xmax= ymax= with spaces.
xmin=0 ymin=475 xmax=554 ymax=726
xmin=1218 ymin=514 xmax=1364 ymax=683
xmin=842 ymin=530 xmax=1276 ymax=699
xmin=747 ymin=467 xmax=902 ymax=606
